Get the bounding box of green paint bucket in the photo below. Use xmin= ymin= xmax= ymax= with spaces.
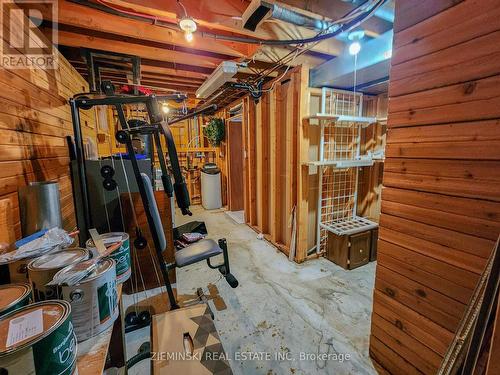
xmin=0 ymin=300 xmax=77 ymax=375
xmin=0 ymin=283 xmax=32 ymax=318
xmin=86 ymin=232 xmax=131 ymax=283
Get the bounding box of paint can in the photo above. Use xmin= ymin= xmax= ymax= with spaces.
xmin=0 ymin=283 xmax=32 ymax=318
xmin=0 ymin=300 xmax=77 ymax=375
xmin=8 ymin=256 xmax=40 ymax=284
xmin=86 ymin=232 xmax=131 ymax=283
xmin=28 ymin=248 xmax=90 ymax=302
xmin=56 ymin=258 xmax=118 ymax=342
xmin=6 ymin=245 xmax=64 ymax=283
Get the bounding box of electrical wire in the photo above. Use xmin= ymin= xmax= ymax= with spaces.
xmin=176 ymin=0 xmax=188 ymax=18
xmin=77 ymin=0 xmax=386 ymax=103
xmin=71 ymin=0 xmax=385 ymax=46
xmin=239 ymin=0 xmax=385 ymax=98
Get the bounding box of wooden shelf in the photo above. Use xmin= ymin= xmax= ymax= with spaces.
xmin=320 ymin=217 xmax=378 ymax=236
xmin=307 ymin=158 xmax=375 ymax=168
xmin=305 ymin=113 xmax=377 ymax=126
xmin=77 ymin=283 xmax=123 ymax=375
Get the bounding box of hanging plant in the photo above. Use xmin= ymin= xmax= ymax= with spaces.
xmin=203 ymin=117 xmax=225 ymax=146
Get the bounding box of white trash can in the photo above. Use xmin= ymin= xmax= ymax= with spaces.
xmin=201 ymin=163 xmax=222 ymax=210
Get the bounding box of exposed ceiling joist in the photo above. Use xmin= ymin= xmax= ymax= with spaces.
xmin=34 ymin=0 xmax=255 ymax=58
xmin=51 ymin=30 xmax=222 ymax=69
xmin=93 ymin=0 xmax=346 ymax=57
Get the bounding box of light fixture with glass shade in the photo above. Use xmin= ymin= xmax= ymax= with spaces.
xmin=179 ymin=16 xmax=197 ymax=42
xmin=177 ymin=0 xmax=196 ymax=42
xmin=347 ymin=30 xmax=365 ymax=55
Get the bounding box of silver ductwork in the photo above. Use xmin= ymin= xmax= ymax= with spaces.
xmin=242 ymin=0 xmax=333 ymax=31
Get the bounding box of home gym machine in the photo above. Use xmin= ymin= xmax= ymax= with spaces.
xmin=69 ymin=81 xmax=238 ymax=314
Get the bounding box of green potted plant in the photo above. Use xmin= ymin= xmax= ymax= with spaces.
xmin=203 ymin=117 xmax=225 ymax=146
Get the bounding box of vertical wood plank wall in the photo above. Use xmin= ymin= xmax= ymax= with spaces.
xmin=0 ymin=5 xmax=96 ymax=244
xmin=242 ymin=66 xmax=310 ymax=262
xmin=370 ymin=0 xmax=500 ymax=373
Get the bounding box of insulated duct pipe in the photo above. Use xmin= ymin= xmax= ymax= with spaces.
xmin=243 ymin=0 xmax=333 ymax=32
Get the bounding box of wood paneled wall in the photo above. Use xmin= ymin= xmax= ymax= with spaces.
xmin=0 ymin=4 xmax=96 ymax=244
xmin=370 ymin=0 xmax=500 ymax=373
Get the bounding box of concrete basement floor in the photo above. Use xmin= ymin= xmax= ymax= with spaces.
xmin=124 ymin=206 xmax=377 ymax=375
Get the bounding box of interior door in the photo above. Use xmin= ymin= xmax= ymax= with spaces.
xmin=227 ymin=119 xmax=244 ymax=211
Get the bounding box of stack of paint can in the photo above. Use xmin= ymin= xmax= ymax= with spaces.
xmin=27 ymin=248 xmax=91 ymax=301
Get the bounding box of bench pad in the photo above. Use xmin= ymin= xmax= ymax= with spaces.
xmin=175 ymin=239 xmax=222 ymax=268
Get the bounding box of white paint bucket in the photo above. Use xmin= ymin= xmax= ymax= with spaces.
xmin=56 ymin=258 xmax=118 ymax=342
xmin=0 ymin=300 xmax=77 ymax=375
xmin=28 ymin=248 xmax=90 ymax=302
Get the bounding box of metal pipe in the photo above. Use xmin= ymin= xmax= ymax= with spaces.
xmin=269 ymin=2 xmax=331 ymax=31
xmin=167 ymin=104 xmax=217 ymax=125
xmin=70 ymin=99 xmax=92 ymax=244
xmin=74 ymin=94 xmax=187 ymax=108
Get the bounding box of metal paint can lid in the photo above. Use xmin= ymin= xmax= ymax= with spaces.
xmin=28 ymin=248 xmax=90 ymax=271
xmin=0 ymin=300 xmax=70 ymax=354
xmin=0 ymin=283 xmax=31 ymax=313
xmin=55 ymin=258 xmax=115 ymax=285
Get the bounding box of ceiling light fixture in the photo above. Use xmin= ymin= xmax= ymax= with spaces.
xmin=179 ymin=16 xmax=197 ymax=42
xmin=162 ymin=102 xmax=170 ymax=114
xmin=348 ymin=41 xmax=361 ymax=55
xmin=347 ymin=30 xmax=365 ymax=56
xmin=177 ymin=1 xmax=196 ymax=42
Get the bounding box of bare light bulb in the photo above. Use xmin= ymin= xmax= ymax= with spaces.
xmin=162 ymin=103 xmax=170 ymax=114
xmin=349 ymin=41 xmax=361 ymax=55
xmin=185 ymin=31 xmax=193 ymax=42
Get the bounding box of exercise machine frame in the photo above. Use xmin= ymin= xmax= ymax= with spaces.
xmin=69 ymin=82 xmax=219 ymax=310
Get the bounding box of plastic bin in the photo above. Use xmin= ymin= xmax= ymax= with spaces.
xmin=200 ymin=163 xmax=222 ymax=210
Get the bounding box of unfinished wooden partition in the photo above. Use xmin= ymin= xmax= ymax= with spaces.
xmin=370 ymin=0 xmax=500 ymax=373
xmin=242 ymin=66 xmax=310 ymax=262
xmin=0 ymin=4 xmax=96 ymax=245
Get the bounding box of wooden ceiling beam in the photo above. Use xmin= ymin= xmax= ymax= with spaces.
xmin=66 ymin=50 xmax=210 ymax=80
xmin=137 ymin=65 xmax=209 ymax=79
xmin=52 ymin=30 xmax=222 ymax=69
xmin=53 ymin=23 xmax=236 ymax=61
xmin=76 ymin=67 xmax=200 ymax=92
xmin=79 ymin=74 xmax=198 ymax=95
xmin=139 ymin=72 xmax=204 ymax=85
xmin=33 ymin=0 xmax=255 ymax=58
xmin=140 ymin=58 xmax=213 ymax=75
xmin=73 ymin=63 xmax=204 ymax=87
